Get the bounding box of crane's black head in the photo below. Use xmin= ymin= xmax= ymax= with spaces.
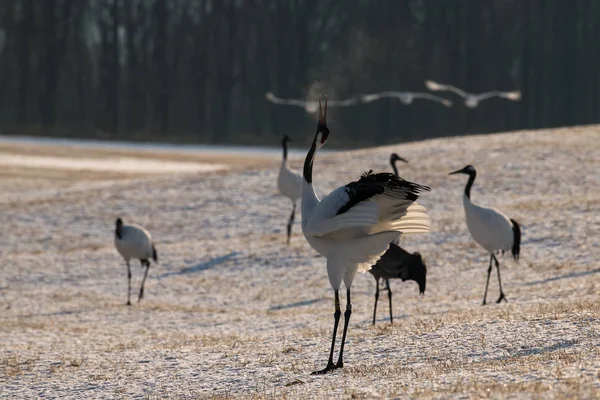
xmin=282 ymin=134 xmax=291 ymax=144
xmin=116 ymin=217 xmax=123 ymax=228
xmin=400 ymin=252 xmax=427 ymax=295
xmin=449 ymin=164 xmax=476 ymax=176
xmin=390 ymin=153 xmax=409 ymax=165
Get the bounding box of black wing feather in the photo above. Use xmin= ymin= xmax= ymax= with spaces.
xmin=336 ymin=170 xmax=430 ymax=215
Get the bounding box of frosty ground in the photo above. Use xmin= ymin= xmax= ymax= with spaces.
xmin=0 ymin=127 xmax=598 ymax=399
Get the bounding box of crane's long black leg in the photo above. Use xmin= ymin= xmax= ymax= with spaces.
xmin=286 ymin=202 xmax=296 ymax=245
xmin=126 ymin=261 xmax=132 ymax=306
xmin=493 ymin=255 xmax=507 ymax=303
xmin=482 ymin=254 xmax=493 ymax=305
xmin=372 ymin=278 xmax=380 ymax=326
xmin=335 ymin=288 xmax=352 ymax=369
xmin=138 ymin=260 xmax=150 ymax=303
xmin=312 ymin=290 xmax=341 ymax=375
xmin=386 ymin=279 xmax=393 ymax=324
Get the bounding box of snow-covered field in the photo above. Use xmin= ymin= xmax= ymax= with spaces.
xmin=0 ymin=127 xmax=598 ymax=399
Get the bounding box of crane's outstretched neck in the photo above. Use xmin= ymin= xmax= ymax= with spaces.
xmin=301 ymin=131 xmax=321 ymax=222
xmin=391 ymin=160 xmax=399 ymax=177
xmin=282 ymin=137 xmax=288 ymax=162
xmin=303 ymin=136 xmax=317 ymax=184
xmin=464 ymin=170 xmax=476 ymax=199
xmin=302 ymin=95 xmax=329 ymax=220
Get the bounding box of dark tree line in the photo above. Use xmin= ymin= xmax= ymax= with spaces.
xmin=0 ymin=0 xmax=599 ymax=147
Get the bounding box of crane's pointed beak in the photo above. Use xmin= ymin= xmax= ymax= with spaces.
xmin=449 ymin=168 xmax=464 ymax=175
xmin=397 ymin=156 xmax=409 ymax=164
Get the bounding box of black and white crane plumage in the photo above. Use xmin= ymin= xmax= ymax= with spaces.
xmin=114 ymin=218 xmax=158 ymax=305
xmin=449 ymin=165 xmax=521 ymax=305
xmin=360 ymin=91 xmax=452 ymax=107
xmin=301 ymin=96 xmax=431 ymax=374
xmin=265 ymin=92 xmax=357 ymax=115
xmin=368 ymin=153 xmax=427 ymax=326
xmin=425 ymin=80 xmax=521 ymax=108
xmin=277 ymin=134 xmax=303 ymax=244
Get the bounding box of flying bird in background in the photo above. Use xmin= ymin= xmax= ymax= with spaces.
xmin=425 ymin=80 xmax=521 ymax=108
xmin=360 ymin=91 xmax=452 ymax=107
xmin=265 ymin=92 xmax=358 ymax=114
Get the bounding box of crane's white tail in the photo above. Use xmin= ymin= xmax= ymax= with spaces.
xmin=152 ymin=244 xmax=158 ymax=263
xmin=510 ymin=219 xmax=521 ymax=261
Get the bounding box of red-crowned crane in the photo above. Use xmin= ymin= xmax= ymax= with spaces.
xmin=369 ymin=153 xmax=427 ymax=326
xmin=301 ymin=96 xmax=431 ymax=374
xmin=277 ymin=134 xmax=302 ymax=244
xmin=114 ymin=218 xmax=158 ymax=305
xmin=449 ymin=165 xmax=521 ymax=304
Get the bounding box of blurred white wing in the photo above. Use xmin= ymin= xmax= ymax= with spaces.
xmin=266 ymin=92 xmax=357 ymax=113
xmin=360 ymin=92 xmax=399 ymax=103
xmin=425 ymin=80 xmax=468 ymax=98
xmin=265 ymin=92 xmax=308 ymax=108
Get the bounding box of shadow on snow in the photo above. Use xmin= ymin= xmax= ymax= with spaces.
xmin=157 ymin=252 xmax=240 ymax=279
xmin=269 ymin=298 xmax=325 ymax=311
xmin=523 ymin=268 xmax=600 ymax=286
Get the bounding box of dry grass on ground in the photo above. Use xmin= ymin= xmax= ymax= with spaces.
xmin=0 ymin=126 xmax=599 ymax=399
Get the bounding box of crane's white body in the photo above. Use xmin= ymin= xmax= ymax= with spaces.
xmin=463 ymin=194 xmax=514 ymax=254
xmin=278 ymin=159 xmax=302 ymax=201
xmin=115 ymin=223 xmax=154 ymax=262
xmin=302 ymin=180 xmax=430 ymax=290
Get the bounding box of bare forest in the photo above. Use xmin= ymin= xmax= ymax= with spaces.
xmin=0 ymin=0 xmax=598 ymax=146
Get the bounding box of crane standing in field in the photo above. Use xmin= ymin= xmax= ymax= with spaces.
xmin=425 ymin=80 xmax=521 ymax=108
xmin=114 ymin=218 xmax=158 ymax=305
xmin=449 ymin=165 xmax=521 ymax=304
xmin=277 ymin=134 xmax=303 ymax=244
xmin=369 ymin=153 xmax=427 ymax=325
xmin=301 ymin=96 xmax=431 ymax=374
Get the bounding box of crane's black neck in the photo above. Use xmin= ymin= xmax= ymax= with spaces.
xmin=391 ymin=160 xmax=399 ymax=177
xmin=115 ymin=225 xmax=122 ymax=239
xmin=303 ymin=135 xmax=318 ymax=184
xmin=282 ymin=138 xmax=288 ymax=161
xmin=464 ymin=170 xmax=476 ymax=199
